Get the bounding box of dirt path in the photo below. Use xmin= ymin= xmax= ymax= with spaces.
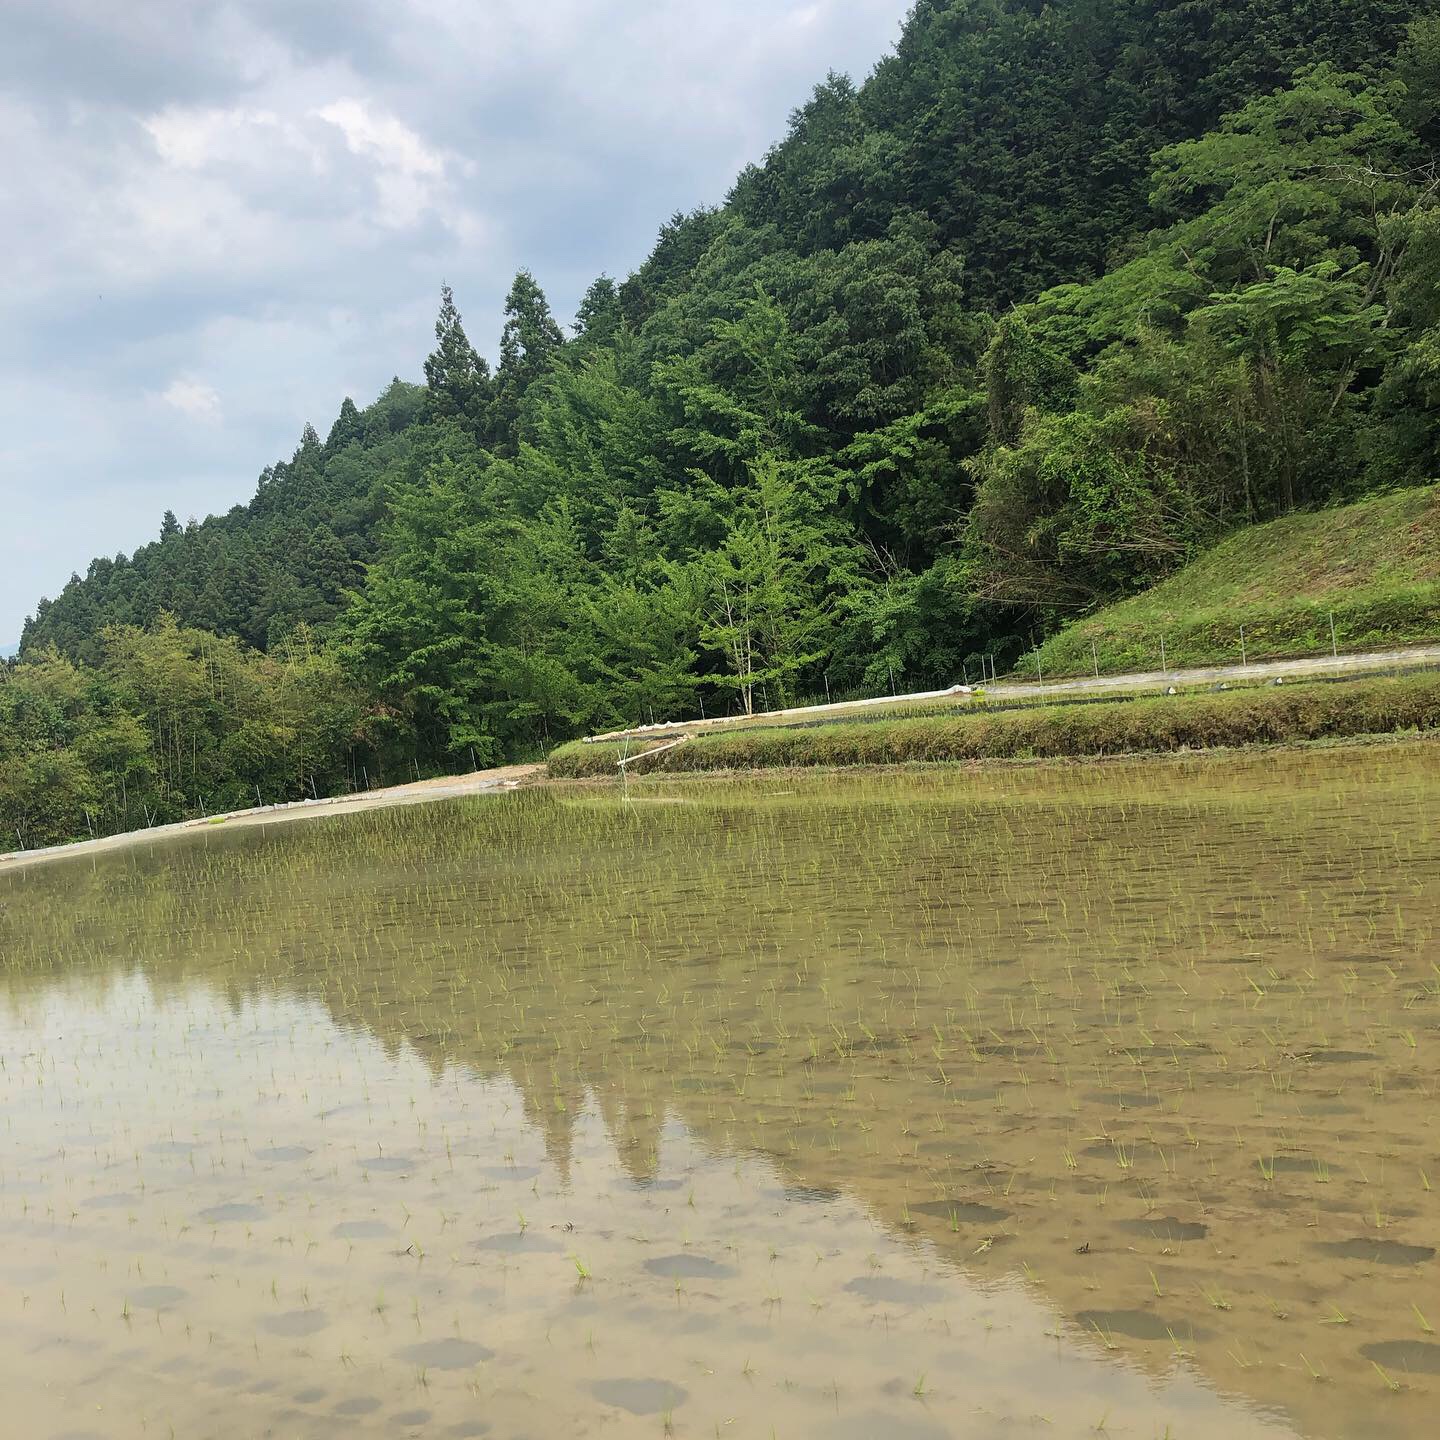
xmin=0 ymin=764 xmax=543 ymax=873
xmin=987 ymin=642 xmax=1440 ymax=700
xmin=588 ymin=642 xmax=1440 ymax=743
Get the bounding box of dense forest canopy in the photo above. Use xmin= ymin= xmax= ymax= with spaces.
xmin=7 ymin=0 xmax=1438 ymax=845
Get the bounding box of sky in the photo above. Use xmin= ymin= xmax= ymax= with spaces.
xmin=0 ymin=0 xmax=913 ymax=648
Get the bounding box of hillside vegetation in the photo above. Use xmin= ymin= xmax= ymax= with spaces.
xmin=1029 ymin=485 xmax=1440 ymax=676
xmin=6 ymin=1 xmax=1440 ymax=847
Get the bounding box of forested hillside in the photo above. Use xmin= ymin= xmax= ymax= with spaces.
xmin=25 ymin=381 xmax=425 ymax=663
xmin=7 ymin=0 xmax=1439 ymax=846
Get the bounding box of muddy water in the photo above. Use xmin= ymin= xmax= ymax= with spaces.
xmin=1 ymin=743 xmax=1436 ymax=1438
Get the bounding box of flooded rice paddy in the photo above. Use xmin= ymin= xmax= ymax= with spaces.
xmin=1 ymin=742 xmax=1437 ymax=1439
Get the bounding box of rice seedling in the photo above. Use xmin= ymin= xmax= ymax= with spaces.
xmin=0 ymin=743 xmax=1433 ymax=1437
xmin=1372 ymin=1361 xmax=1402 ymax=1392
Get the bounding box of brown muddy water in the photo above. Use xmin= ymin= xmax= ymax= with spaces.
xmin=1 ymin=743 xmax=1437 ymax=1439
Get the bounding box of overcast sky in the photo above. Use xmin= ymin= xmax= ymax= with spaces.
xmin=0 ymin=0 xmax=912 ymax=647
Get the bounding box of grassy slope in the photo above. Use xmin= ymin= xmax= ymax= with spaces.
xmin=548 ymin=673 xmax=1440 ymax=777
xmin=1029 ymin=484 xmax=1440 ymax=678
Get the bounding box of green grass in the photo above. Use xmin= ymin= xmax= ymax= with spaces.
xmin=548 ymin=673 xmax=1440 ymax=777
xmin=1027 ymin=485 xmax=1440 ymax=678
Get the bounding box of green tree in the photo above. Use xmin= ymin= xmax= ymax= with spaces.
xmin=695 ymin=457 xmax=859 ymax=714
xmin=1394 ymin=15 xmax=1440 ymax=151
xmin=495 ymin=269 xmax=565 ymax=448
xmin=424 ymin=284 xmax=492 ymax=434
xmin=1193 ymin=263 xmax=1388 ymax=510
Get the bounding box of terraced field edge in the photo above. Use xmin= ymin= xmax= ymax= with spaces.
xmin=547 ymin=673 xmax=1440 ymax=777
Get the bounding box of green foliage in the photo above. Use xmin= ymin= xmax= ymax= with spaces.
xmin=0 ymin=618 xmax=382 ymax=848
xmin=690 ymin=457 xmax=859 ymax=713
xmin=1395 ymin=15 xmax=1440 ymax=149
xmin=967 ymin=58 xmax=1439 ymax=609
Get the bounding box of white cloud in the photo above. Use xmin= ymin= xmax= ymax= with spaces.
xmin=316 ymin=98 xmax=443 ymax=178
xmin=148 ymin=105 xmax=265 ymax=167
xmin=161 ymin=377 xmax=223 ymax=423
xmin=317 ymin=98 xmax=480 ymax=232
xmin=137 ymin=94 xmax=474 ymax=237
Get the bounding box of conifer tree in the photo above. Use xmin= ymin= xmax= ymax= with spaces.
xmin=494 ymin=269 xmax=564 ymax=448
xmin=424 ymin=284 xmax=492 ymax=435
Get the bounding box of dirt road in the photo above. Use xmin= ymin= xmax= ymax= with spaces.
xmin=587 ymin=643 xmax=1440 ymax=744
xmin=0 ymin=764 xmax=542 ymax=873
xmin=986 ymin=642 xmax=1440 ymax=701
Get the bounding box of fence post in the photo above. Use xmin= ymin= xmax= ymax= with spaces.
xmin=1160 ymin=635 xmax=1167 ymax=675
xmin=1329 ymin=610 xmax=1338 ymax=660
xmin=1091 ymin=638 xmax=1099 ymax=679
xmin=1240 ymin=625 xmax=1247 ymax=667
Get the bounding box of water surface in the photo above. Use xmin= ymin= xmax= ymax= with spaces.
xmin=2 ymin=745 xmax=1437 ymax=1437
